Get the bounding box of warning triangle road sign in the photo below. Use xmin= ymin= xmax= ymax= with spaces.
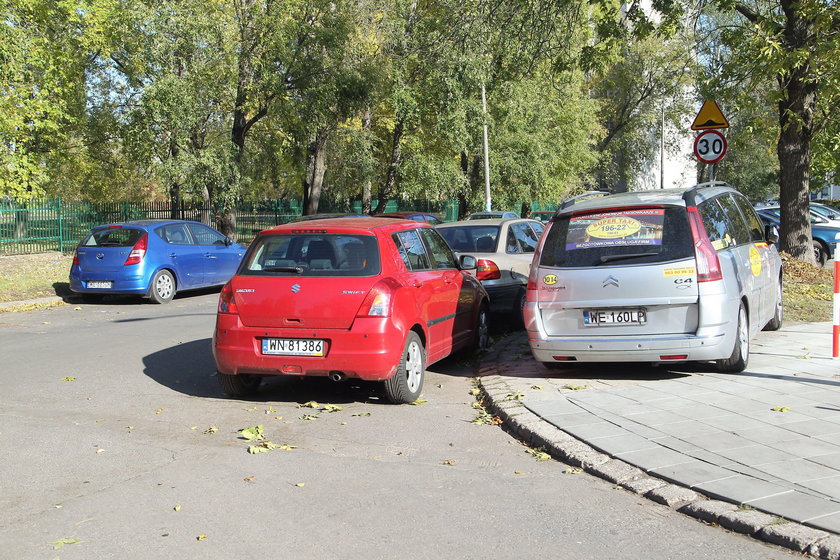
xmin=691 ymin=100 xmax=729 ymax=130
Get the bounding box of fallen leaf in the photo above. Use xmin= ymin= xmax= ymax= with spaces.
xmin=563 ymin=384 xmax=588 ymax=391
xmin=265 ymin=406 xmax=277 ymax=414
xmin=240 ymin=425 xmax=264 ymax=441
xmin=531 ymin=385 xmax=544 ymax=390
xmin=189 ymin=426 xmax=198 ymax=430
xmin=95 ymin=448 xmax=104 ymax=454
xmin=74 ymin=306 xmax=82 ymax=310
xmin=527 ymin=449 xmax=551 ymax=462
xmin=514 ymin=470 xmax=524 ymax=475
xmin=60 ymin=377 xmax=76 ymax=382
xmin=203 ymin=426 xmax=218 ymax=434
xmin=155 ymin=408 xmax=164 ymax=414
xmin=771 ymin=406 xmax=791 ymax=413
xmin=299 ymin=401 xmax=319 ymax=409
xmin=277 ymin=444 xmax=297 ymax=451
xmin=300 ymin=414 xmax=320 ymax=421
xmin=49 ymin=538 xmax=80 ymax=550
xmin=442 ymin=459 xmax=455 ymax=466
xmin=409 ymin=398 xmax=427 ymax=405
xmin=244 ymin=476 xmax=255 ymax=482
xmin=322 ymin=404 xmax=343 ymax=413
xmin=196 ymin=534 xmax=207 ymax=541
xmin=174 ymin=505 xmax=181 ymax=511
xmin=243 ymin=406 xmax=257 ymax=412
xmin=470 ymin=388 xmax=481 ymax=396
xmin=42 ymin=321 xmax=50 ymax=324
xmin=295 ymin=482 xmax=305 ymax=487
xmin=352 ymin=412 xmax=371 ymax=417
xmin=95 ymin=419 xmax=104 ymax=423
xmin=564 ymin=467 xmax=584 ymax=474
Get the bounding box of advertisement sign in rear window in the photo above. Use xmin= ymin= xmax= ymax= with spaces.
xmin=566 ymin=209 xmax=665 ymax=250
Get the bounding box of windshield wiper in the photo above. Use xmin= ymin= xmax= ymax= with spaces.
xmin=599 ymin=252 xmax=659 ymax=264
xmin=263 ymin=266 xmax=304 ymax=273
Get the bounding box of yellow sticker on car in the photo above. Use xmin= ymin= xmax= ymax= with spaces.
xmin=750 ymin=246 xmax=762 ymax=276
xmin=585 ymin=217 xmax=642 ymax=239
xmin=664 ymin=266 xmax=696 ymax=277
xmin=543 ymin=274 xmax=558 ymax=285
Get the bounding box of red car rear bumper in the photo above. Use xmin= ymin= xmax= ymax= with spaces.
xmin=213 ymin=314 xmax=407 ymax=381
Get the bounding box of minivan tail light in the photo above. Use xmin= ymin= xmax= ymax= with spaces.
xmin=218 ymin=282 xmax=239 ymax=314
xmin=476 ymin=259 xmax=501 ymax=281
xmin=686 ymin=207 xmax=722 ymax=282
xmin=357 ymin=278 xmax=400 ymax=318
xmin=124 ymin=233 xmax=148 ymax=265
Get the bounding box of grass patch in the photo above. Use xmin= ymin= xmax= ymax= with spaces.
xmin=780 ymin=253 xmax=836 ymax=324
xmin=0 ymin=252 xmax=73 ymax=303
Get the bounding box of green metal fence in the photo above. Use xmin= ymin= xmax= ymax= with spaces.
xmin=0 ymin=198 xmax=462 ymax=255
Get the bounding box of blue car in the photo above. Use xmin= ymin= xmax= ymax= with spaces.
xmin=756 ymin=210 xmax=839 ymax=266
xmin=69 ymin=220 xmax=246 ymax=303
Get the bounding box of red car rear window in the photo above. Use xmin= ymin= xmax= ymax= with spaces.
xmin=241 ymin=233 xmax=381 ymax=276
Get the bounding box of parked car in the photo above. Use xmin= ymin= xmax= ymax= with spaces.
xmin=467 ymin=211 xmax=519 ymax=220
xmin=756 ymin=210 xmax=839 ymax=266
xmin=374 ymin=211 xmax=443 ymax=224
xmin=810 ymin=202 xmax=840 ymax=223
xmin=437 ymin=218 xmax=545 ymax=324
xmin=69 ymin=220 xmax=246 ymax=303
xmin=531 ymin=211 xmax=555 ymax=223
xmin=212 ymin=217 xmax=489 ymax=404
xmin=525 ymin=183 xmax=783 ymax=372
xmin=758 ymin=204 xmax=840 ymax=229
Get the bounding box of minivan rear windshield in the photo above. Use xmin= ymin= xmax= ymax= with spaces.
xmin=539 ymin=206 xmax=693 ymax=267
xmin=83 ymin=227 xmax=145 ymax=247
xmin=241 ymin=233 xmax=381 ymax=277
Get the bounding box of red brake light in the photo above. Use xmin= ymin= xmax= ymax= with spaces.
xmin=124 ymin=233 xmax=148 ymax=265
xmin=357 ymin=278 xmax=400 ymax=318
xmin=218 ymin=282 xmax=239 ymax=314
xmin=476 ymin=259 xmax=501 ymax=281
xmin=686 ymin=207 xmax=722 ymax=282
xmin=72 ymin=248 xmax=79 ymax=266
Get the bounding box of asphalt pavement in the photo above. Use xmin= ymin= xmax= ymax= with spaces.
xmin=479 ymin=321 xmax=840 ymax=558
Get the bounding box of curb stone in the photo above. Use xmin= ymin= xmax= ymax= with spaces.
xmin=476 ymin=366 xmax=838 ymax=559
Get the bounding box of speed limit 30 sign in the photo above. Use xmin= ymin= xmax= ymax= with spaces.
xmin=693 ymin=129 xmax=727 ymax=164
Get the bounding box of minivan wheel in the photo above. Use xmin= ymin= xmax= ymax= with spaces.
xmin=716 ymin=304 xmax=749 ymax=373
xmin=218 ymin=372 xmax=262 ymax=397
xmin=384 ymin=331 xmax=425 ymax=404
xmin=513 ymin=289 xmax=526 ymax=329
xmin=148 ymin=270 xmax=175 ymax=303
xmin=763 ymin=279 xmax=783 ymax=331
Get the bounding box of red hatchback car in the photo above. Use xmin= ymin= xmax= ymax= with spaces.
xmin=213 ymin=217 xmax=490 ymax=403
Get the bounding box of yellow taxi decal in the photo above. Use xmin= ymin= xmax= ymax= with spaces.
xmin=585 ymin=216 xmax=642 ymax=239
xmin=664 ymin=266 xmax=696 ymax=277
xmin=543 ymin=274 xmax=558 ymax=285
xmin=749 ymin=246 xmax=762 ymax=276
xmin=711 ymin=239 xmax=726 ymax=251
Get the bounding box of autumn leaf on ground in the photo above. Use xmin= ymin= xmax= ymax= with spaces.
xmin=771 ymin=406 xmax=791 ymax=413
xmin=321 ymin=404 xmax=343 ymax=413
xmin=295 ymin=482 xmax=305 ymax=487
xmin=442 ymin=459 xmax=455 ymax=466
xmin=503 ymin=391 xmax=524 ymax=401
xmin=564 ymin=467 xmax=584 ymax=474
xmin=243 ymin=406 xmax=257 ymax=412
xmin=155 ymin=408 xmax=164 ymax=414
xmin=248 ymin=441 xmax=279 ymax=454
xmin=49 ymin=538 xmax=80 ymax=550
xmin=240 ymin=425 xmax=265 ymax=441
xmin=203 ymin=426 xmax=218 ymax=434
xmin=300 ymin=414 xmax=319 ymax=421
xmin=531 ymin=385 xmax=544 ymax=390
xmin=563 ymin=384 xmax=588 ymax=391
xmin=527 ymin=448 xmax=551 ymax=462
xmin=196 ymin=534 xmax=207 ymax=541
xmin=174 ymin=505 xmax=181 ymax=511
xmin=277 ymin=444 xmax=297 ymax=451
xmin=409 ymin=398 xmax=427 ymax=405
xmin=244 ymin=476 xmax=255 ymax=482
xmin=352 ymin=412 xmax=371 ymax=417
xmin=514 ymin=470 xmax=524 ymax=475
xmin=470 ymin=387 xmax=481 ymax=396
xmin=60 ymin=377 xmax=76 ymax=382
xmin=265 ymin=406 xmax=277 ymax=414
xmin=299 ymin=401 xmax=319 ymax=409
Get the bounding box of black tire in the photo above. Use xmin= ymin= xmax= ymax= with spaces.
xmin=383 ymin=331 xmax=425 ymax=404
xmin=716 ymin=303 xmax=749 ymax=372
xmin=813 ymin=240 xmax=828 ymax=267
xmin=218 ymin=372 xmax=262 ymax=397
xmin=148 ymin=270 xmax=175 ymax=304
xmin=472 ymin=303 xmax=490 ymax=351
xmin=763 ymin=278 xmax=783 ymax=331
xmin=513 ymin=288 xmax=526 ymax=329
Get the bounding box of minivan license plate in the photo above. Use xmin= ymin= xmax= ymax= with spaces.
xmin=261 ymin=338 xmax=325 ymax=356
xmin=584 ymin=309 xmax=646 ymax=326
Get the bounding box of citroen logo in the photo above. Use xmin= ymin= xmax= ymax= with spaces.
xmin=291 ymin=284 xmax=301 ymax=293
xmin=603 ymin=275 xmax=619 ymax=288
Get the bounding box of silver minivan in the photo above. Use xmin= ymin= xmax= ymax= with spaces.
xmin=524 ymin=183 xmax=783 ymax=372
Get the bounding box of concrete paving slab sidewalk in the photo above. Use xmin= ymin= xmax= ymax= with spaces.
xmin=478 ymin=322 xmax=840 ymax=558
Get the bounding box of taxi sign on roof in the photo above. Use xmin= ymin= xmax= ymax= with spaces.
xmin=691 ymin=99 xmax=729 ymax=131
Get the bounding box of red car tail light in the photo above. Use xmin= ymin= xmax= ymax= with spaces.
xmin=476 ymin=259 xmax=501 ymax=281
xmin=357 ymin=278 xmax=400 ymax=318
xmin=686 ymin=206 xmax=722 ymax=282
xmin=124 ymin=233 xmax=148 ymax=265
xmin=72 ymin=248 xmax=80 ymax=266
xmin=218 ymin=282 xmax=239 ymax=314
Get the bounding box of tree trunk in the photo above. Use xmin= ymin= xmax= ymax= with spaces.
xmin=303 ymin=128 xmax=329 ymax=215
xmin=520 ymin=202 xmax=530 ymax=218
xmin=362 ymin=107 xmax=372 ymax=214
xmin=776 ymin=0 xmax=816 ymax=265
xmin=373 ymin=118 xmax=404 ymax=215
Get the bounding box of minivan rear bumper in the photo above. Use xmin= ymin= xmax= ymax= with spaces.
xmin=213 ymin=314 xmax=408 ymax=381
